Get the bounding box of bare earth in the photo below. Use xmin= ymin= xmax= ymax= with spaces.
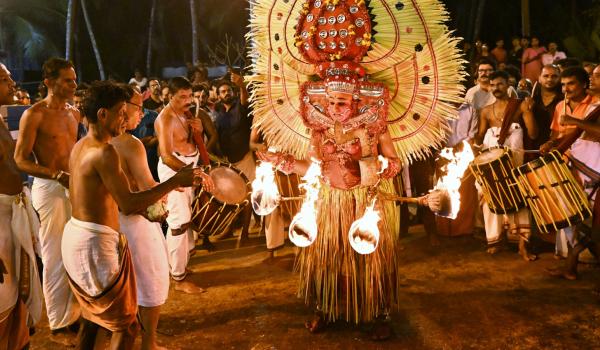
xmin=31 ymin=226 xmax=600 ymax=349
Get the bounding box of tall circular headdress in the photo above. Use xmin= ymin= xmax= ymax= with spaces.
xmin=247 ymin=0 xmax=466 ymax=163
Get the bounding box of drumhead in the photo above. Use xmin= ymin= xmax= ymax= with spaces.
xmin=473 ymin=148 xmax=506 ymax=165
xmin=208 ymin=166 xmax=249 ymax=204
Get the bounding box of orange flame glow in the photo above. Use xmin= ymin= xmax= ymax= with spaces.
xmin=433 ymin=141 xmax=474 ymax=219
xmin=251 ymin=161 xmax=281 ymax=216
xmin=348 ymin=199 xmax=381 ymax=254
xmin=288 ymin=159 xmax=321 ymax=247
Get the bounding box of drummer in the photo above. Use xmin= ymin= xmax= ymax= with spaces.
xmin=544 ymin=66 xmax=600 ymax=281
xmin=475 ymin=70 xmax=538 ymax=261
xmin=155 ymin=76 xmax=212 ymax=294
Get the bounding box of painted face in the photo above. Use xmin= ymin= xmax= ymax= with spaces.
xmin=561 ymin=76 xmax=586 ymax=100
xmin=0 ymin=64 xmax=16 ymax=106
xmin=46 ymin=67 xmax=77 ymax=100
xmin=490 ymin=77 xmax=509 ymax=99
xmin=326 ymin=90 xmax=354 ymax=122
xmin=125 ymin=92 xmax=144 ymax=131
xmin=539 ymin=66 xmax=560 ymax=90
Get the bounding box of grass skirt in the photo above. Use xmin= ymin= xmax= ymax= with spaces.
xmin=295 ymin=179 xmax=401 ymax=324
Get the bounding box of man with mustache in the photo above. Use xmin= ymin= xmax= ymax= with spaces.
xmin=155 ymin=76 xmax=212 ymax=294
xmin=0 ymin=62 xmax=43 ymax=350
xmin=475 ymin=70 xmax=538 ymax=261
xmin=14 ymin=57 xmax=81 ymax=346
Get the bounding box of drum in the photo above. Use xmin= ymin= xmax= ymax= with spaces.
xmin=191 ymin=162 xmax=251 ymax=235
xmin=512 ymin=151 xmax=591 ymax=233
xmin=274 ymin=171 xmax=304 ymax=220
xmin=470 ymin=147 xmax=525 ymax=214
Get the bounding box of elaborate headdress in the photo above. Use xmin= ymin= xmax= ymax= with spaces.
xmin=248 ymin=0 xmax=466 ymax=163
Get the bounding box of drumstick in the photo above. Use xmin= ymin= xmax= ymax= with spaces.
xmin=531 ymin=81 xmax=538 ymax=98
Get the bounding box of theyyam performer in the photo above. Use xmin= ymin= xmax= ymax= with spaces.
xmin=0 ymin=62 xmax=43 ymax=349
xmin=248 ymin=0 xmax=464 ymax=339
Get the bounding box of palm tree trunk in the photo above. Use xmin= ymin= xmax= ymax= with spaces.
xmin=80 ymin=0 xmax=105 ymax=80
xmin=146 ymin=0 xmax=157 ymax=76
xmin=521 ymin=0 xmax=530 ymax=37
xmin=190 ymin=0 xmax=199 ymax=64
xmin=472 ymin=0 xmax=487 ymax=42
xmin=65 ymin=0 xmax=76 ymax=60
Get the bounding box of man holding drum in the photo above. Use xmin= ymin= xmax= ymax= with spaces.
xmin=155 ymin=76 xmax=214 ymax=294
xmin=475 ymin=70 xmax=538 ymax=261
xmin=543 ymin=66 xmax=600 ymax=281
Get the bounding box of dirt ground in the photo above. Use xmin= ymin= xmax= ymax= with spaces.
xmin=30 ymin=226 xmax=600 ymax=350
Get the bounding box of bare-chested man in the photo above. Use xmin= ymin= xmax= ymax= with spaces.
xmin=0 ymin=63 xmax=43 ymax=349
xmin=13 ymin=57 xmax=80 ymax=344
xmin=475 ymin=70 xmax=538 ymax=261
xmin=155 ymin=76 xmax=210 ymax=294
xmin=61 ymin=81 xmax=207 ymax=349
xmin=110 ymin=84 xmax=194 ymax=349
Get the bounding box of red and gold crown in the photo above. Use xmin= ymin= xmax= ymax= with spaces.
xmin=295 ymin=0 xmax=372 ymax=66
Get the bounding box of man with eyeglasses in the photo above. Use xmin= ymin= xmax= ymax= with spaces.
xmin=110 ymin=84 xmax=171 ymax=349
xmin=143 ymin=78 xmax=163 ymax=112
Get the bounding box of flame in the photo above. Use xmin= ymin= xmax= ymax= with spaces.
xmin=433 ymin=141 xmax=474 ymax=219
xmin=348 ymin=198 xmax=381 ymax=254
xmin=289 ymin=159 xmax=321 ymax=247
xmin=377 ymin=155 xmax=389 ymax=174
xmin=251 ymin=161 xmax=281 ymax=216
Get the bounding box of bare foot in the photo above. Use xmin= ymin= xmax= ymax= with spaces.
xmin=370 ymin=320 xmax=393 ymax=341
xmin=174 ymin=280 xmax=206 ymax=294
xmin=545 ymin=267 xmax=577 ymax=281
xmin=49 ymin=328 xmax=77 ymax=347
xmin=304 ymin=312 xmax=327 ymax=333
xmin=519 ymin=248 xmax=538 ymax=262
xmin=486 ymin=246 xmax=501 ymax=255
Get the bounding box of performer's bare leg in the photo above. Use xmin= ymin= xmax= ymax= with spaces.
xmin=139 ymin=306 xmax=166 ymax=350
xmin=304 ymin=310 xmax=327 ymax=333
xmin=76 ymin=319 xmax=99 ymax=350
xmin=518 ymin=238 xmax=537 ymax=261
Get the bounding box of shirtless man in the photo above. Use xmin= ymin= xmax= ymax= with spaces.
xmin=155 ymin=76 xmax=210 ymax=293
xmin=13 ymin=57 xmax=80 ymax=344
xmin=110 ymin=85 xmax=180 ymax=349
xmin=62 ymin=81 xmax=208 ymax=348
xmin=475 ymin=70 xmax=538 ymax=261
xmin=0 ymin=63 xmax=43 ymax=349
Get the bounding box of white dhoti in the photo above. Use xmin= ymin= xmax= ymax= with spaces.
xmin=265 ymin=207 xmax=285 ymax=250
xmin=157 ymin=152 xmax=199 ymax=281
xmin=62 ymin=218 xmax=121 ymax=297
xmin=560 ymin=139 xmax=600 ymax=249
xmin=119 ymin=213 xmax=169 ymax=307
xmin=0 ymin=188 xmax=43 ymax=328
xmin=31 ymin=178 xmax=79 ymax=329
xmin=481 ymin=124 xmax=531 ymax=245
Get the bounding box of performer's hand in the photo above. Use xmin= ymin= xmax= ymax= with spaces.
xmin=57 ymin=172 xmax=70 ymax=189
xmin=521 ymin=97 xmax=534 ymax=113
xmin=426 ymin=190 xmax=443 ymax=213
xmin=539 ymin=141 xmax=555 ymax=154
xmin=198 ymin=170 xmax=215 ymax=192
xmin=559 ymin=114 xmax=577 ymax=126
xmin=188 ymin=118 xmax=204 ymax=133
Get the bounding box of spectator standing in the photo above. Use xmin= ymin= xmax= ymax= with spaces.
xmin=128 ymin=68 xmax=148 ymax=90
xmin=491 ymin=39 xmax=507 ymax=64
xmin=522 ymin=36 xmax=546 ymax=82
xmin=541 ymin=42 xmax=567 ymax=66
xmin=508 ymin=37 xmax=523 ymax=67
xmin=143 ymin=78 xmax=164 ymax=112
